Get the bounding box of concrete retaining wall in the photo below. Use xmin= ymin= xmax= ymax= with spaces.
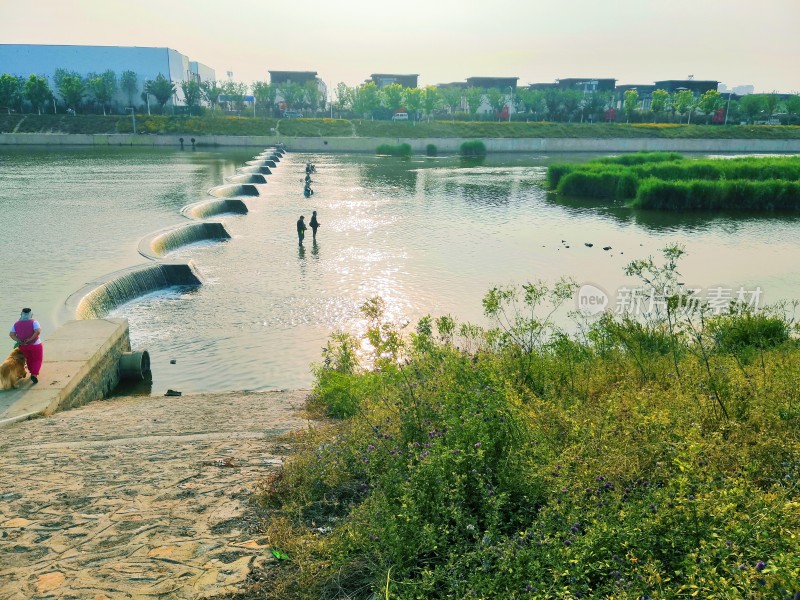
xmin=2 ymin=132 xmax=800 ymax=153
xmin=0 ymin=319 xmax=132 ymax=427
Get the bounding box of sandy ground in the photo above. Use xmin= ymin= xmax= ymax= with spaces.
xmin=0 ymin=390 xmax=314 ymax=599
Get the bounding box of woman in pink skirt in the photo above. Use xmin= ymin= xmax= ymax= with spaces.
xmin=9 ymin=308 xmax=43 ymax=384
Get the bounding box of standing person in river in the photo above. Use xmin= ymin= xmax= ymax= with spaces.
xmin=9 ymin=308 xmax=43 ymax=384
xmin=297 ymin=215 xmax=307 ymax=245
xmin=309 ymin=210 xmax=320 ymax=241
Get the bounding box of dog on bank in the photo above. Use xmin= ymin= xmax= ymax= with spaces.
xmin=0 ymin=348 xmax=27 ymax=390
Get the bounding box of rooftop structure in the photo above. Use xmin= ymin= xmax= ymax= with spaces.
xmin=369 ymin=74 xmax=419 ymax=89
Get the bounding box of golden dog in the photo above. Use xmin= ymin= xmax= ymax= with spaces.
xmin=0 ymin=348 xmax=27 ymax=390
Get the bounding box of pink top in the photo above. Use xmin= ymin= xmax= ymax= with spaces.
xmin=11 ymin=320 xmax=42 ymax=345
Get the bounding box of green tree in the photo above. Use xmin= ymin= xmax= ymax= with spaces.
xmin=279 ymin=82 xmax=305 ymax=111
xmin=465 ymin=87 xmax=484 ymax=116
xmin=333 ymin=82 xmax=352 ymax=115
xmin=764 ymin=92 xmax=779 ymax=119
xmin=650 ymin=89 xmax=670 ymax=121
xmin=354 ymin=82 xmax=380 ymax=118
xmin=23 ymin=74 xmax=51 ymax=115
xmin=252 ymin=80 xmax=276 ymax=117
xmin=623 ymin=89 xmax=640 ymax=123
xmin=485 ymin=88 xmax=506 ymax=119
xmin=146 ymin=74 xmax=176 ymax=113
xmin=785 ymin=94 xmax=800 ymax=124
xmin=0 ymin=74 xmax=23 ymax=114
xmin=439 ymin=86 xmax=463 ymax=119
xmin=403 ymin=87 xmax=423 ymax=122
xmin=221 ymin=80 xmax=247 ymax=112
xmin=739 ymin=94 xmax=766 ymax=123
xmin=581 ymin=91 xmax=610 ymax=123
xmin=181 ymin=80 xmax=202 ymax=115
xmin=55 ymin=69 xmax=85 ymax=113
xmin=697 ymin=89 xmax=723 ymax=123
xmin=422 ymin=85 xmax=439 ymax=121
xmin=671 ymin=89 xmax=696 ymax=123
xmin=303 ymin=81 xmax=320 ymax=112
xmin=561 ymin=89 xmax=582 ymax=122
xmin=200 ymin=80 xmax=222 ymax=113
xmin=382 ymin=83 xmax=404 ymax=112
xmin=120 ymin=70 xmax=138 ymax=107
xmin=87 ymin=70 xmax=116 ymax=115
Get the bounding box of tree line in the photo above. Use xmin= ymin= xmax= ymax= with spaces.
xmin=330 ymin=82 xmax=800 ymax=125
xmin=0 ymin=69 xmax=323 ymax=117
xmin=1 ymin=68 xmax=798 ymax=125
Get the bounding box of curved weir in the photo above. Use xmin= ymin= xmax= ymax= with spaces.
xmin=237 ymin=166 xmax=272 ymax=175
xmin=71 ymin=262 xmax=203 ymax=320
xmin=181 ymin=199 xmax=248 ymax=219
xmin=208 ymin=183 xmax=259 ymax=198
xmin=227 ymin=173 xmax=267 ymax=184
xmin=138 ymin=222 xmax=232 ymax=259
xmin=245 ymin=159 xmax=277 ymax=168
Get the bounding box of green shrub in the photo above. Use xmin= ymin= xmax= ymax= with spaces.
xmin=633 ymin=178 xmax=800 ymax=211
xmin=376 ymin=143 xmax=412 ymax=156
xmin=425 ymin=143 xmax=437 ymax=156
xmin=252 ymin=264 xmax=800 ymax=598
xmin=546 ymin=162 xmax=578 ymax=189
xmin=557 ymin=168 xmax=639 ymax=200
xmin=596 ymin=151 xmax=684 ymax=165
xmin=709 ymin=312 xmax=790 ymax=353
xmin=459 ymin=139 xmax=487 ymax=157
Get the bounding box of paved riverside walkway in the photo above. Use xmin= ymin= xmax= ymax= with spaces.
xmin=0 ymin=390 xmax=313 ymax=599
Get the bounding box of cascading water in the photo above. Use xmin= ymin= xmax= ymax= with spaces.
xmin=208 ymin=183 xmax=260 ymax=197
xmin=141 ymin=222 xmax=231 ymax=259
xmin=75 ymin=263 xmax=203 ymax=320
xmin=227 ymin=174 xmax=267 ymax=184
xmin=182 ymin=199 xmax=248 ymax=219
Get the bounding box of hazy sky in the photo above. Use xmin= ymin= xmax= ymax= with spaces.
xmin=4 ymin=0 xmax=799 ymax=93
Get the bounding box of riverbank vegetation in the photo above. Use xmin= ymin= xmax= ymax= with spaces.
xmin=248 ymin=248 xmax=800 ymax=599
xmin=549 ymin=153 xmax=800 ymax=211
xmin=3 ymin=113 xmax=800 ymax=140
xmin=3 ymin=71 xmax=800 ymax=127
xmin=376 ymin=143 xmax=412 ymax=157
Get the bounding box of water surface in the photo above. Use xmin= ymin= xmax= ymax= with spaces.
xmin=2 ymin=147 xmax=798 ymax=393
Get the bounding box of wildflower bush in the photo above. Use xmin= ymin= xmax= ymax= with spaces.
xmin=251 ymin=248 xmax=800 ymax=599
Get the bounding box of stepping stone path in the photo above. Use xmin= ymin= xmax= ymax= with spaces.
xmin=0 ymin=390 xmax=312 ymax=598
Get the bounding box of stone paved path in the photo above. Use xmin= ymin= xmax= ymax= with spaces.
xmin=0 ymin=391 xmax=313 ymax=599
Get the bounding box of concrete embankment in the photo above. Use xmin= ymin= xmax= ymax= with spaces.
xmin=2 ymin=132 xmax=800 ymax=153
xmin=0 ymin=319 xmax=134 ymax=427
xmin=0 ymin=389 xmax=313 ymax=598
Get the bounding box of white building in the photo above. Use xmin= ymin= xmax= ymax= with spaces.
xmin=0 ymin=44 xmax=216 ymax=110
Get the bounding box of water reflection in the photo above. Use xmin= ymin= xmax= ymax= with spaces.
xmin=549 ymin=193 xmax=800 ymax=234
xmin=358 ymin=159 xmax=419 ymax=193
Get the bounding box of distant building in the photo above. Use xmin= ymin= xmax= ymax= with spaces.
xmin=556 ymin=78 xmax=616 ymax=93
xmin=654 ymin=79 xmax=719 ymax=95
xmin=190 ymin=61 xmax=215 ymax=83
xmin=465 ymin=76 xmax=519 ymax=91
xmin=528 ymin=82 xmax=558 ymax=91
xmin=615 ymin=84 xmax=657 ymax=110
xmin=369 ymin=74 xmax=419 ymax=89
xmin=0 ymin=44 xmax=215 ymax=108
xmin=268 ymin=70 xmax=328 ymax=113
